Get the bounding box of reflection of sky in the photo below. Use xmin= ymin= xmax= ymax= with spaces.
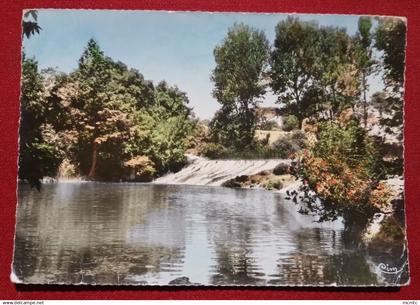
xmin=24 ymin=10 xmax=385 ymax=119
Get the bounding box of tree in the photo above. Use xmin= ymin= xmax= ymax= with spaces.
xmin=354 ymin=17 xmax=375 ymax=127
xmin=316 ymin=26 xmax=353 ymax=118
xmin=19 ymin=56 xmax=61 ymax=189
xmin=154 ymin=81 xmax=191 ymax=119
xmin=20 ymin=10 xmax=47 ymax=188
xmin=375 ymin=17 xmax=406 ymax=91
xmin=270 ymin=17 xmax=321 ymax=127
xmin=211 ymin=23 xmax=269 ymax=148
xmin=37 ymin=39 xmax=195 ymax=180
xmin=294 ymin=120 xmax=391 ymax=224
xmin=270 ymin=17 xmax=354 ymax=126
xmin=374 ymin=17 xmax=406 ymax=130
xmin=67 ymin=39 xmax=118 ymax=178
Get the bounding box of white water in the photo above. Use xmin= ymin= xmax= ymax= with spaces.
xmin=153 ymin=157 xmax=291 ymax=186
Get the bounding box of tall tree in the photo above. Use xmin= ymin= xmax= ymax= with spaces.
xmin=271 ymin=17 xmax=356 ymax=125
xmin=354 ymin=17 xmax=375 ymax=127
xmin=270 ymin=17 xmax=321 ymax=127
xmin=211 ymin=23 xmax=269 ymax=148
xmin=375 ymin=17 xmax=406 ymax=91
xmin=58 ymin=39 xmax=140 ymax=179
xmin=374 ymin=17 xmax=406 ymax=130
xmin=19 ymin=56 xmax=61 ymax=189
xmin=316 ymin=26 xmax=353 ymax=118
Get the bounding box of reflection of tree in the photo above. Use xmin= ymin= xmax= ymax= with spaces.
xmin=277 ymin=254 xmax=326 ymax=285
xmin=323 ymin=253 xmax=378 ymax=285
xmin=210 ymin=244 xmax=265 ymax=285
xmin=206 ymin=203 xmax=267 ymax=285
xmin=12 ymin=234 xmax=40 ymax=281
xmin=14 ymin=183 xmax=186 ymax=284
xmin=273 ymin=229 xmax=378 ymax=285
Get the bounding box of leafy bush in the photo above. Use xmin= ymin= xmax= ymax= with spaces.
xmin=282 ymin=115 xmax=299 ymax=131
xmin=201 ymin=143 xmax=228 ymax=159
xmin=203 ymin=131 xmax=307 ymax=160
xmin=313 ymin=120 xmax=382 ymax=178
xmin=273 ymin=163 xmax=289 ymax=175
xmin=258 ymin=120 xmax=279 ymax=130
xmin=293 ymin=121 xmax=392 ymax=223
xmin=124 ymin=155 xmax=156 ymax=181
xmin=222 ymin=175 xmax=249 ymax=188
xmin=273 ymin=130 xmax=307 ymax=158
xmin=264 ymin=180 xmax=283 ymax=190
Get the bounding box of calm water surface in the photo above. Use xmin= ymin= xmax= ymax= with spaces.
xmin=13 ymin=182 xmax=407 ymax=286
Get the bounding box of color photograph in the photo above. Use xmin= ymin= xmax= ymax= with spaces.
xmin=13 ymin=9 xmax=408 ymax=286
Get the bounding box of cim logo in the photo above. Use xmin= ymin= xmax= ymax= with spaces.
xmin=378 ymin=262 xmax=403 ymax=274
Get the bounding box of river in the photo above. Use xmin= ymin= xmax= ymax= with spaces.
xmin=13 ymin=182 xmax=407 ymax=286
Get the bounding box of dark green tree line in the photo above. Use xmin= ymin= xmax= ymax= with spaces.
xmin=19 ymin=39 xmax=196 ymax=184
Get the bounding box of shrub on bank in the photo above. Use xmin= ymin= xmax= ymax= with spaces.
xmin=273 ymin=163 xmax=289 ymax=175
xmin=124 ymin=155 xmax=156 ymax=181
xmin=294 ymin=120 xmax=393 ymax=222
xmin=273 ymin=130 xmax=307 ymax=158
xmin=282 ymin=115 xmax=299 ymax=131
xmin=202 ymin=131 xmax=307 ymax=160
xmin=201 ymin=143 xmax=228 ymax=159
xmin=258 ymin=120 xmax=279 ymax=131
xmin=263 ymin=179 xmax=283 ymax=190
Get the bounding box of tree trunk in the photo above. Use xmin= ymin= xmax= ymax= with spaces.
xmin=242 ymin=100 xmax=254 ymax=146
xmin=362 ymin=71 xmax=368 ymax=128
xmin=295 ymin=95 xmax=303 ymax=130
xmin=88 ymin=140 xmax=99 ymax=179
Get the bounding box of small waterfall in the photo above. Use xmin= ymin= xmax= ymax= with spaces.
xmin=153 ymin=157 xmax=291 ymax=186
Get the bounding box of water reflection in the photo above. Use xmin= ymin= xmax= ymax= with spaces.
xmin=13 ymin=182 xmax=407 ymax=285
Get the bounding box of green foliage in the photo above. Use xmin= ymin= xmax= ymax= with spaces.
xmin=273 ymin=163 xmax=289 ymax=175
xmin=375 ymin=17 xmax=407 ymax=91
xmin=211 ymin=23 xmax=269 ymax=148
xmin=354 ymin=17 xmax=375 ymax=127
xmin=210 ymin=105 xmax=258 ymax=149
xmin=19 ymin=39 xmax=196 ymax=182
xmin=282 ymin=115 xmax=299 ymax=131
xmin=258 ymin=120 xmax=279 ymax=131
xmin=374 ymin=17 xmax=406 ymax=138
xmin=201 ymin=143 xmax=228 ymax=159
xmin=270 ymin=17 xmax=355 ymax=124
xmin=273 ymin=130 xmax=307 ymax=158
xmin=293 ymin=121 xmax=390 ymax=223
xmin=19 ymin=56 xmax=62 ymax=188
xmin=203 ymin=136 xmax=305 ymax=160
xmin=264 ymin=180 xmax=283 ymax=190
xmin=313 ymin=120 xmax=382 ymax=178
xmin=149 ymin=114 xmax=195 ymax=173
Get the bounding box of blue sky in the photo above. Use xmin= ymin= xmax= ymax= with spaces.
xmin=23 ymin=10 xmax=383 ymax=119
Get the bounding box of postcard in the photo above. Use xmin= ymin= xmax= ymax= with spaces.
xmin=13 ymin=9 xmax=408 ymax=286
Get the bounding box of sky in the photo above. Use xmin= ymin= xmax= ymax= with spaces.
xmin=23 ymin=9 xmax=384 ymax=119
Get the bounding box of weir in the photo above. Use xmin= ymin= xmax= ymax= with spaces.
xmin=153 ymin=157 xmax=291 ymax=186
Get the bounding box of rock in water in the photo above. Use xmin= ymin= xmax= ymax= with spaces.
xmin=169 ymin=276 xmax=191 ymax=285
